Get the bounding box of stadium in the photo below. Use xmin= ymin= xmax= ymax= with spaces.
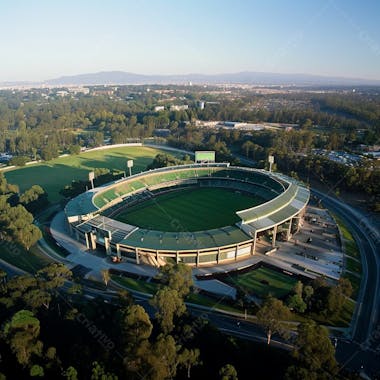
xmin=64 ymin=162 xmax=310 ymax=267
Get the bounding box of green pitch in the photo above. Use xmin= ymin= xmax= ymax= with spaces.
xmin=224 ymin=266 xmax=297 ymax=298
xmin=114 ymin=187 xmax=262 ymax=231
xmin=4 ymin=146 xmax=171 ymax=203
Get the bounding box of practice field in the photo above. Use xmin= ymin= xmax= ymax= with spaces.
xmin=223 ymin=266 xmax=298 ymax=298
xmin=114 ymin=187 xmax=263 ymax=231
xmin=4 ymin=146 xmax=171 ymax=203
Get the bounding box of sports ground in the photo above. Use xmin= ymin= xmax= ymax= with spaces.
xmin=3 ymin=146 xmax=171 ymax=202
xmin=114 ymin=187 xmax=263 ymax=231
xmin=223 ymin=266 xmax=298 ymax=298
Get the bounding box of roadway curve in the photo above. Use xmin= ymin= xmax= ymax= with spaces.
xmin=312 ymin=189 xmax=380 ymax=374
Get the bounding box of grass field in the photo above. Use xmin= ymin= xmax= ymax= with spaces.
xmin=3 ymin=146 xmax=170 ymax=203
xmin=115 ymin=187 xmax=261 ymax=231
xmin=111 ymin=275 xmax=160 ymax=294
xmin=223 ymin=267 xmax=298 ymax=299
xmin=0 ymin=242 xmax=53 ymax=273
xmin=333 ymin=214 xmax=362 ymax=298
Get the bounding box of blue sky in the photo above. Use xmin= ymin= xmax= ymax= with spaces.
xmin=1 ymin=0 xmax=379 ymax=81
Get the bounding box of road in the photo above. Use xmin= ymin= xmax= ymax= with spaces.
xmin=313 ymin=189 xmax=380 ymax=374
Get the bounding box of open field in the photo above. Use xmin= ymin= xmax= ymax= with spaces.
xmin=115 ymin=187 xmax=262 ymax=231
xmin=4 ymin=146 xmax=170 ymax=203
xmin=223 ymin=266 xmax=298 ymax=299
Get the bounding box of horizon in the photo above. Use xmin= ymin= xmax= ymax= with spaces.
xmin=2 ymin=69 xmax=380 ymax=86
xmin=1 ymin=0 xmax=379 ymax=82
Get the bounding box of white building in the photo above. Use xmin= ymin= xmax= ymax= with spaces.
xmin=170 ymin=105 xmax=189 ymax=111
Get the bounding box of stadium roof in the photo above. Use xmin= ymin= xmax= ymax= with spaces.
xmin=119 ymin=225 xmax=251 ymax=251
xmin=240 ymin=185 xmax=310 ymax=233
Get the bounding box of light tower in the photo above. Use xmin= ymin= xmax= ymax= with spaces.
xmin=268 ymin=155 xmax=274 ymax=173
xmin=127 ymin=159 xmax=134 ymax=177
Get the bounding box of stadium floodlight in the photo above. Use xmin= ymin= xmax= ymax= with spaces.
xmin=127 ymin=160 xmax=134 ymax=176
xmin=268 ymin=155 xmax=275 ymax=173
xmin=88 ymin=171 xmax=95 ymax=189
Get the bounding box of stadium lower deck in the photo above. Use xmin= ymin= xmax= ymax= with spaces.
xmin=65 ymin=163 xmax=310 ymax=267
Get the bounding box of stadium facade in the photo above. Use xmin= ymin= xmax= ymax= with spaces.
xmin=65 ymin=163 xmax=309 ymax=267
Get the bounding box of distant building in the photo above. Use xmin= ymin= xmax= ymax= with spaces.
xmin=198 ymin=101 xmax=205 ymax=110
xmin=92 ymin=89 xmax=114 ymax=96
xmin=170 ymin=105 xmax=189 ymax=111
xmin=216 ymin=121 xmax=264 ymax=131
xmin=68 ymin=87 xmax=90 ymax=95
xmin=154 ymin=106 xmax=165 ymax=112
xmin=153 ymin=129 xmax=171 ymax=137
xmin=56 ymin=90 xmax=69 ymax=97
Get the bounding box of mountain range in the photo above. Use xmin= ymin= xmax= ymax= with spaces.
xmin=2 ymin=71 xmax=380 ymax=87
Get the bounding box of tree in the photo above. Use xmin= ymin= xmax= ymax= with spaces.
xmin=63 ymin=366 xmax=78 ymax=380
xmin=338 ymin=277 xmax=353 ymax=298
xmin=256 ymin=297 xmax=291 ymax=345
xmin=287 ymin=294 xmax=307 ymax=313
xmin=179 ymin=348 xmax=201 ymax=378
xmin=145 ymin=334 xmax=179 ymax=380
xmin=91 ymin=361 xmax=118 ymax=380
xmin=0 ymin=199 xmax=42 ymax=250
xmin=122 ymin=305 xmax=153 ymax=348
xmin=326 ymin=286 xmax=345 ymax=317
xmin=219 ymin=364 xmax=238 ymax=380
xmin=150 ymin=288 xmax=186 ymax=334
xmin=0 ymin=269 xmax=7 ymax=290
xmin=293 ymin=281 xmax=303 ymax=297
xmin=101 ymin=269 xmax=110 ymax=287
xmin=302 ymin=285 xmax=314 ymax=306
xmin=23 ymin=288 xmax=51 ymax=310
xmin=30 ymin=365 xmax=44 ymax=377
xmin=288 ymin=320 xmax=338 ymax=378
xmin=241 ymin=141 xmax=254 ymax=158
xmin=19 ymin=185 xmax=48 ymax=213
xmin=68 ymin=144 xmax=81 ymax=155
xmin=37 ymin=263 xmax=72 ymax=289
xmin=159 ymin=263 xmax=193 ymax=297
xmin=3 ymin=310 xmax=43 ymax=367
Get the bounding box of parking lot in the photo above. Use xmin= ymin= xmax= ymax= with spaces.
xmin=256 ymin=206 xmax=343 ymax=280
xmin=279 ymin=206 xmax=342 ymax=279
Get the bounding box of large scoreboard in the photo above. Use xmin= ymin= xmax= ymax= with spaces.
xmin=195 ymin=151 xmax=215 ymax=163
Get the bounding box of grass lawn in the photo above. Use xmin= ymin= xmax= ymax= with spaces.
xmin=115 ymin=187 xmax=261 ymax=231
xmin=4 ymin=146 xmax=171 ymax=203
xmin=0 ymin=242 xmax=53 ymax=273
xmin=333 ymin=214 xmax=362 ymax=298
xmin=111 ymin=275 xmax=160 ymax=294
xmin=346 ymin=256 xmax=362 ymax=275
xmin=334 ymin=215 xmax=360 ymax=259
xmin=223 ymin=267 xmax=298 ymax=299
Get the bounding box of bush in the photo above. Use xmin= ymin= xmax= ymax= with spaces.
xmin=9 ymin=156 xmax=29 ymax=166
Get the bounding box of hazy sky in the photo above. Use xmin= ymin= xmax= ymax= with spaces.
xmin=1 ymin=0 xmax=379 ymax=81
